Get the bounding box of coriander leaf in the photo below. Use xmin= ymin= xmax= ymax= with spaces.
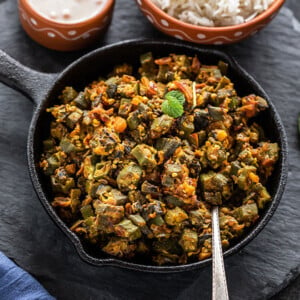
xmin=162 ymin=97 xmax=184 ymax=118
xmin=165 ymin=90 xmax=185 ymax=105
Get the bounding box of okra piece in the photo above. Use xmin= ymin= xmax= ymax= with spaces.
xmin=153 ymin=238 xmax=182 ymax=255
xmin=200 ymin=171 xmax=217 ymax=191
xmin=117 ymin=81 xmax=139 ymax=98
xmin=228 ymin=96 xmax=241 ymax=111
xmin=252 ymin=183 xmax=271 ymax=209
xmin=119 ymin=98 xmax=132 ymax=117
xmin=95 ymin=184 xmax=110 ymax=195
xmin=90 ymin=128 xmax=120 ymax=156
xmin=140 ymin=53 xmax=157 ymax=79
xmin=194 ymin=108 xmax=209 ymax=131
xmin=219 ymin=215 xmax=241 ymax=236
xmin=157 ymin=65 xmax=171 ymax=83
xmin=51 ymin=167 xmax=75 ymax=194
xmin=238 ymin=148 xmax=256 ymax=165
xmin=117 ymin=164 xmax=142 ymax=192
xmin=73 ymin=92 xmax=89 ymax=109
xmin=191 ymin=130 xmax=206 ymax=148
xmin=149 ymin=215 xmax=165 ymax=226
xmin=150 ymin=114 xmax=174 ymax=139
xmin=44 ymin=154 xmax=60 ymax=175
xmin=141 ymin=180 xmax=160 ymax=196
xmin=237 ymin=166 xmax=257 ymax=190
xmin=199 ymin=67 xmax=222 ymax=79
xmin=102 ymin=237 xmax=136 ymax=258
xmin=164 ymin=207 xmax=188 ymax=226
xmin=142 ymin=200 xmax=164 ymax=221
xmin=83 ymin=156 xmax=95 ymax=180
xmin=106 ymin=83 xmax=118 ymax=98
xmin=127 ymin=111 xmax=140 ymax=130
xmin=216 ymin=76 xmax=231 ymax=90
xmin=233 ymin=203 xmax=258 ymax=224
xmin=218 ymin=61 xmax=228 ymax=75
xmin=204 ymin=191 xmax=222 ymax=205
xmin=179 ymin=229 xmax=198 ymax=252
xmin=216 ymin=88 xmax=233 ymax=101
xmin=207 ymin=105 xmax=225 ymax=120
xmin=96 ymin=185 xmax=128 ymax=206
xmin=255 ymin=96 xmax=268 ymax=110
xmin=131 ymin=144 xmax=157 ymax=171
xmin=114 ymin=219 xmax=142 ymax=240
xmin=205 ymin=141 xmax=227 ymax=169
xmin=80 ymin=205 xmax=94 ymax=219
xmin=212 ymin=173 xmax=228 ymax=189
xmin=105 ymin=76 xmax=119 ymax=86
xmin=128 ymin=214 xmax=146 ymax=227
xmin=70 ymin=188 xmax=81 ymax=213
xmin=179 ymin=115 xmax=195 ymax=136
xmin=94 ymin=201 xmax=124 ymax=232
xmin=85 ymin=181 xmax=100 ymax=198
xmin=93 ymin=161 xmax=111 ymax=180
xmin=59 ymin=138 xmax=76 ymax=153
xmin=230 ymin=161 xmax=241 ymax=176
xmin=161 ymin=163 xmax=183 ymax=187
xmin=43 ymin=139 xmax=55 ymax=151
xmin=155 ymin=137 xmax=181 ymax=160
xmin=140 ymin=52 xmax=153 ymax=65
xmin=60 ymin=86 xmax=78 ymax=103
xmin=51 ymin=175 xmax=75 ymax=194
xmin=66 ymin=109 xmax=83 ymax=128
xmin=50 ymin=122 xmax=67 ymax=140
xmin=189 ymin=209 xmax=205 ymax=227
xmin=165 ymin=195 xmax=184 ymax=207
xmin=110 ymin=189 xmax=128 ymax=206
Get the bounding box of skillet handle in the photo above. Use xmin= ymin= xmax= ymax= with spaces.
xmin=0 ymin=50 xmax=58 ymax=105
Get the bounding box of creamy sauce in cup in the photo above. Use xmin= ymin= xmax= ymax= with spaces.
xmin=27 ymin=0 xmax=106 ymax=23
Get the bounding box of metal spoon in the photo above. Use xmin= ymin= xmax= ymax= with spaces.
xmin=211 ymin=206 xmax=229 ymax=300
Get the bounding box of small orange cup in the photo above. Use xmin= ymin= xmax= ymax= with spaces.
xmin=18 ymin=0 xmax=115 ymax=51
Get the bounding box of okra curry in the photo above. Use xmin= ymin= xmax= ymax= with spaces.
xmin=40 ymin=53 xmax=279 ymax=265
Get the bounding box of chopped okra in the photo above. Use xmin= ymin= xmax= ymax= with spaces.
xmin=40 ymin=52 xmax=279 ymax=265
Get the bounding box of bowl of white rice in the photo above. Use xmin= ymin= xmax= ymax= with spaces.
xmin=136 ymin=0 xmax=285 ymax=44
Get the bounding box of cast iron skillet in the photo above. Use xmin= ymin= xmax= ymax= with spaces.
xmin=0 ymin=39 xmax=288 ymax=273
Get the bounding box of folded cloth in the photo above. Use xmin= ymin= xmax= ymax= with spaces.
xmin=0 ymin=251 xmax=55 ymax=300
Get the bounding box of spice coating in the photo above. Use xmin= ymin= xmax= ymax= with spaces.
xmin=40 ymin=53 xmax=279 ymax=265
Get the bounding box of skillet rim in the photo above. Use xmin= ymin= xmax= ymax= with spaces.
xmin=27 ymin=39 xmax=288 ymax=273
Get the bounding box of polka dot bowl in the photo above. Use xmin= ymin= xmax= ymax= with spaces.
xmin=18 ymin=0 xmax=115 ymax=51
xmin=136 ymin=0 xmax=285 ymax=45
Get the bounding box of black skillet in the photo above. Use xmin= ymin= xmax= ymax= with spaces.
xmin=0 ymin=39 xmax=288 ymax=273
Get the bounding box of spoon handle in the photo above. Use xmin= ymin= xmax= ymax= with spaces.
xmin=212 ymin=206 xmax=229 ymax=300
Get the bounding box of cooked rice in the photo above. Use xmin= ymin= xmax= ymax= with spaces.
xmin=151 ymin=0 xmax=275 ymax=27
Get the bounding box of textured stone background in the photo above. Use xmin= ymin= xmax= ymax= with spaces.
xmin=0 ymin=0 xmax=300 ymax=299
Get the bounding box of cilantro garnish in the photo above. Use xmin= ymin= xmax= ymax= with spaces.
xmin=161 ymin=90 xmax=185 ymax=118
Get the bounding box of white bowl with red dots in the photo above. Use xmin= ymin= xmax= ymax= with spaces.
xmin=18 ymin=0 xmax=115 ymax=51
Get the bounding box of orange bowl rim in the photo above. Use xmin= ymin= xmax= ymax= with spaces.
xmin=19 ymin=0 xmax=115 ymax=27
xmin=140 ymin=0 xmax=286 ymax=32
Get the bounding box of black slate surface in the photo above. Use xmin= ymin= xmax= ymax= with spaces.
xmin=0 ymin=0 xmax=300 ymax=299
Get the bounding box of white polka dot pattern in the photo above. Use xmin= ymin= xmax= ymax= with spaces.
xmin=19 ymin=7 xmax=109 ymax=42
xmin=161 ymin=19 xmax=169 ymax=27
xmin=234 ymin=31 xmax=243 ymax=37
xmin=68 ymin=30 xmax=77 ymax=36
xmin=47 ymin=32 xmax=56 ymax=38
xmin=30 ymin=18 xmax=37 ymax=25
xmin=136 ymin=1 xmax=270 ymax=45
xmin=197 ymin=33 xmax=206 ymax=39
